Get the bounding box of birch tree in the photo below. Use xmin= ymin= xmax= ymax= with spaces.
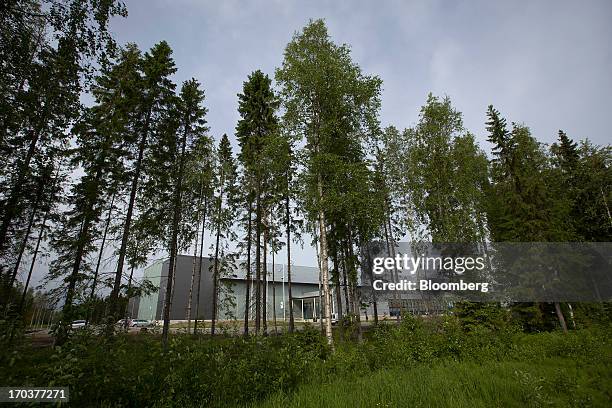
xmin=276 ymin=19 xmax=381 ymax=347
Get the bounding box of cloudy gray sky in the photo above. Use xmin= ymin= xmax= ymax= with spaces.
xmin=109 ymin=0 xmax=611 ymax=149
xmin=105 ymin=0 xmax=612 ymax=270
xmin=28 ymin=0 xmax=612 ymax=292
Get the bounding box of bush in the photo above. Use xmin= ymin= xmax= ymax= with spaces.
xmin=156 ymin=328 xmax=330 ymax=407
xmin=1 ymin=315 xmax=609 ymax=407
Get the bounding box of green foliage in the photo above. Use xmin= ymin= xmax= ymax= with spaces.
xmin=0 ymin=0 xmax=127 ymax=299
xmin=157 ymin=329 xmax=329 ymax=407
xmin=276 ymin=19 xmax=382 ymax=220
xmin=406 ymin=95 xmax=489 ymax=243
xmin=452 ymin=301 xmax=514 ymax=332
xmin=571 ymin=303 xmax=612 ymax=328
xmin=551 ymin=135 xmax=612 ymax=242
xmin=485 ymin=107 xmax=577 ymax=242
xmin=2 ymin=315 xmax=609 ymax=407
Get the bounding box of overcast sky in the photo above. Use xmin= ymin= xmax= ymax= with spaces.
xmin=109 ymin=0 xmax=612 ymax=148
xmin=106 ymin=0 xmax=611 ymax=269
xmin=27 ymin=0 xmax=612 ymax=289
xmin=118 ymin=0 xmax=610 ymax=265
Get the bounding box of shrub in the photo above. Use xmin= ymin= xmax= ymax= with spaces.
xmin=1 ymin=314 xmax=609 ymax=407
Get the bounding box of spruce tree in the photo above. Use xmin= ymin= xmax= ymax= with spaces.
xmin=47 ymin=44 xmax=140 ymax=343
xmin=486 ymin=108 xmax=578 ymax=331
xmin=210 ymin=134 xmax=238 ymax=335
xmin=109 ymin=41 xmax=177 ymax=326
xmin=236 ymin=70 xmax=278 ymax=334
xmin=160 ymin=78 xmax=208 ymax=348
xmin=0 ymin=0 xmax=127 ymax=260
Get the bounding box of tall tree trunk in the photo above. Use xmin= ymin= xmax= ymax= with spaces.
xmin=255 ymin=191 xmax=261 ymax=334
xmin=194 ymin=198 xmax=207 ymax=335
xmin=385 ymin=207 xmax=400 ymax=322
xmin=342 ymin=239 xmax=356 ymax=318
xmin=56 ymin=163 xmax=104 ymax=345
xmin=317 ymin=176 xmax=333 ymax=348
xmin=86 ymin=193 xmax=115 ymax=325
xmin=332 ymin=244 xmax=344 ymax=339
xmin=347 ymin=226 xmax=362 ymax=342
xmin=554 ymin=302 xmax=568 ymax=333
xmin=56 ymin=212 xmax=95 ymax=346
xmin=161 ymin=255 xmax=177 ymax=348
xmin=123 ymin=263 xmax=136 ymax=330
xmin=0 ymin=127 xmax=41 ymax=253
xmin=211 ymin=175 xmax=225 ymax=337
xmin=110 ymin=110 xmax=151 ymax=324
xmin=362 ymin=242 xmax=378 ymax=326
xmin=17 ymin=204 xmax=49 ymax=314
xmin=341 ymin=250 xmax=350 ymax=317
xmin=161 ymin=121 xmax=189 ymax=350
xmin=243 ymin=199 xmax=253 ymax=336
xmin=186 ymin=246 xmax=198 ymax=334
xmin=272 ymin=234 xmax=277 ymax=334
xmin=314 ymin=229 xmax=323 ymax=333
xmin=4 ymin=171 xmax=46 ymax=299
xmin=5 ymin=202 xmax=37 ymax=296
xmin=262 ymin=221 xmax=268 ymax=335
xmin=285 ymin=193 xmax=294 ymax=333
xmin=186 ymin=203 xmax=201 ymax=334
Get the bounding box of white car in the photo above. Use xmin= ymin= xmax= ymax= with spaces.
xmin=130 ymin=319 xmax=153 ymax=328
xmin=71 ymin=320 xmax=87 ymax=329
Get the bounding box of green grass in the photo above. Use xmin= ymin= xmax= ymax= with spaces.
xmin=257 ymin=357 xmax=611 ymax=408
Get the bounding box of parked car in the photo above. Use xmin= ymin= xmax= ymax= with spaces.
xmin=71 ymin=320 xmax=87 ymax=329
xmin=130 ymin=319 xmax=153 ymax=328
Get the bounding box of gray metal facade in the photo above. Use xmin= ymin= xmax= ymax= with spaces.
xmin=137 ymin=254 xmax=336 ymax=321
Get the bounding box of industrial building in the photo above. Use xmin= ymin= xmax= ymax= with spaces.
xmin=135 ymin=246 xmax=454 ymax=323
xmin=136 ymin=254 xmax=341 ymax=322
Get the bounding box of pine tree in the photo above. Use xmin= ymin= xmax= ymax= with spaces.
xmin=236 ymin=70 xmax=279 ymax=334
xmin=109 ymin=41 xmax=177 ymax=326
xmin=210 ymin=134 xmax=238 ymax=335
xmin=0 ymin=0 xmax=127 ymax=261
xmin=160 ymin=78 xmax=208 ymax=348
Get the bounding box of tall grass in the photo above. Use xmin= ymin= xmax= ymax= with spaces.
xmin=1 ymin=314 xmax=610 ymax=407
xmin=259 ymin=358 xmax=610 ymax=408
